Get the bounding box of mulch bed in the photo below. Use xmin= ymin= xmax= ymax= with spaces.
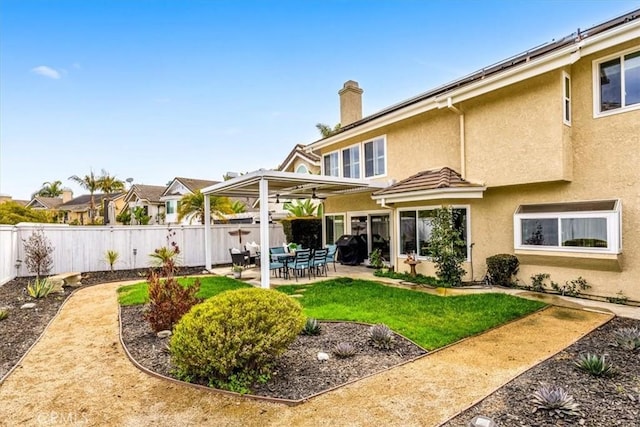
xmin=0 ymin=267 xmax=204 ymax=380
xmin=443 ymin=316 xmax=640 ymax=427
xmin=120 ymin=305 xmax=427 ymax=401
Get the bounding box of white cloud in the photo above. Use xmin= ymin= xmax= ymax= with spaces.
xmin=31 ymin=65 xmax=61 ymax=79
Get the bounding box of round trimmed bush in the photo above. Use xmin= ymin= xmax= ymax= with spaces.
xmin=169 ymin=288 xmax=304 ymax=387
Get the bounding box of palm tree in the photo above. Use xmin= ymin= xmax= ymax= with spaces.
xmin=98 ymin=169 xmax=125 ymax=194
xmin=316 ymin=123 xmax=341 ymax=138
xmin=37 ymin=180 xmax=64 ymax=197
xmin=69 ymin=170 xmax=100 ymax=224
xmin=177 ymin=190 xmax=233 ymax=224
xmin=230 ymin=200 xmax=246 ymax=213
xmin=283 ymin=199 xmax=320 ymax=217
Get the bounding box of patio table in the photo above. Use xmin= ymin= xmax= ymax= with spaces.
xmin=273 ymin=253 xmax=295 ymax=279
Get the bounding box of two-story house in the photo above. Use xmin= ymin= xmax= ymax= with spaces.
xmin=203 ymin=9 xmax=639 ymax=301
xmin=304 ymin=10 xmax=639 ymax=302
xmin=122 ymin=184 xmax=167 ymax=225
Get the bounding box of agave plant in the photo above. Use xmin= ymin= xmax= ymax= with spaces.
xmin=368 ymin=323 xmax=395 ymax=350
xmin=531 ymin=383 xmax=580 ymax=417
xmin=612 ymin=327 xmax=640 ymax=351
xmin=574 ymin=353 xmax=615 ymax=377
xmin=301 ymin=318 xmax=321 ymax=336
xmin=333 ymin=342 xmax=357 ymax=359
xmin=27 ymin=277 xmax=54 ymax=299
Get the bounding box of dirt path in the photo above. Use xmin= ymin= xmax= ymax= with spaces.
xmin=0 ymin=282 xmax=610 ymax=427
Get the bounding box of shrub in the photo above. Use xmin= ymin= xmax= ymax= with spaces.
xmin=552 ymin=276 xmax=591 ymax=297
xmin=530 ymin=273 xmax=552 ymax=292
xmin=105 ymin=250 xmax=119 ymax=272
xmin=301 ymin=317 xmax=322 ymax=336
xmin=27 ymin=277 xmax=54 ymax=299
xmin=0 ymin=309 xmax=8 ymax=321
xmin=531 ymin=383 xmax=580 ymax=417
xmin=373 ymin=269 xmax=441 ymax=286
xmin=574 ymin=353 xmax=615 ymax=377
xmin=145 ymin=270 xmax=200 ymax=333
xmin=170 ymin=288 xmax=304 ymax=392
xmin=485 ymin=254 xmax=519 ymax=287
xmin=333 ymin=342 xmax=357 ymax=358
xmin=612 ymin=327 xmax=640 ymax=351
xmin=22 ymin=228 xmax=54 ymax=278
xmin=368 ymin=323 xmax=395 ymax=350
xmin=428 ymin=207 xmax=466 ymax=287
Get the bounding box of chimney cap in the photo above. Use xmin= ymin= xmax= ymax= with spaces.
xmin=339 ymin=80 xmax=363 ymax=95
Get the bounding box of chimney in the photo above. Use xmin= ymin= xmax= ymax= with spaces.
xmin=62 ymin=189 xmax=73 ymax=203
xmin=339 ymin=80 xmax=363 ymax=127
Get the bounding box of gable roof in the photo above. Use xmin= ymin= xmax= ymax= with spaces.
xmin=60 ymin=193 xmax=125 ymax=212
xmin=26 ymin=196 xmax=64 ymax=210
xmin=278 ymin=144 xmax=321 ymax=172
xmin=307 ymin=8 xmax=640 ymax=151
xmin=162 ymin=177 xmax=220 ymax=197
xmin=124 ymin=184 xmax=166 ymax=204
xmin=371 ymin=167 xmax=486 ymax=204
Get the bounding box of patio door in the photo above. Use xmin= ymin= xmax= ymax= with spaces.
xmin=349 ymin=214 xmax=391 ymax=261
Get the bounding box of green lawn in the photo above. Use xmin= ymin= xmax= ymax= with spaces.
xmin=117 ymin=276 xmax=252 ymax=306
xmin=277 ymin=278 xmax=546 ymax=350
xmin=118 ymin=275 xmax=546 ymax=351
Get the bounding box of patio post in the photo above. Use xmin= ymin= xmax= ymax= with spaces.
xmin=203 ymin=194 xmax=212 ymax=271
xmin=259 ymin=178 xmax=270 ymax=288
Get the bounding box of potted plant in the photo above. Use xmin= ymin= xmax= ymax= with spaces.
xmin=288 ymin=242 xmax=299 ymax=254
xmin=368 ymin=248 xmax=384 ymax=269
xmin=231 ymin=264 xmax=243 ymax=279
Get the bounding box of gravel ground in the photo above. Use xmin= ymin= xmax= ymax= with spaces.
xmin=443 ymin=316 xmax=640 ymax=427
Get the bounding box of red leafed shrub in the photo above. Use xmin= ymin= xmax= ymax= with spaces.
xmin=144 ymin=249 xmax=200 ymax=333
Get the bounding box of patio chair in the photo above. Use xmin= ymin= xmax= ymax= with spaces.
xmin=290 ymin=249 xmax=311 ymax=281
xmin=269 ymin=260 xmax=285 ymax=277
xmin=325 ymin=244 xmax=338 ymax=272
xmin=229 ymin=248 xmax=250 ymax=268
xmin=311 ymin=248 xmax=328 ymax=278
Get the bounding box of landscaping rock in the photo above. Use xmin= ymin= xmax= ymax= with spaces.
xmin=317 ymin=352 xmax=330 ymax=361
xmin=20 ymin=303 xmax=36 ymax=309
xmin=157 ymin=330 xmax=172 ymax=338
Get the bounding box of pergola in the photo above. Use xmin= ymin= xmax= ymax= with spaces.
xmin=201 ymin=170 xmax=384 ymax=288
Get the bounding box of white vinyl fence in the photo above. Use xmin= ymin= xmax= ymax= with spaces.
xmin=0 ymin=223 xmax=285 ymax=285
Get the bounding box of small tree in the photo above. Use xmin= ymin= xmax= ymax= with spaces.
xmin=23 ymin=229 xmax=54 ymax=278
xmin=428 ymin=206 xmax=466 ymax=287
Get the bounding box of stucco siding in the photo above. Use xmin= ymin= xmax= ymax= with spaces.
xmin=464 ymin=71 xmax=568 ymax=186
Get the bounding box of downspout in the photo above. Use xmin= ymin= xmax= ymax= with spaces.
xmin=447 ymin=97 xmax=466 ymax=179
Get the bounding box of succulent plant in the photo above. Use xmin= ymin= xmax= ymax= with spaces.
xmin=0 ymin=309 xmax=8 ymax=321
xmin=574 ymin=353 xmax=615 ymax=377
xmin=612 ymin=327 xmax=640 ymax=351
xmin=368 ymin=323 xmax=395 ymax=350
xmin=531 ymin=383 xmax=580 ymax=417
xmin=333 ymin=342 xmax=357 ymax=358
xmin=301 ymin=317 xmax=322 ymax=336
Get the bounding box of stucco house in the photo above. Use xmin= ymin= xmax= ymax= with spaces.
xmin=58 ymin=193 xmax=126 ymax=225
xmin=25 ymin=190 xmax=73 ymax=223
xmin=160 ymin=177 xmax=219 ymax=224
xmin=122 ymin=184 xmax=167 ymax=225
xmin=203 ymin=9 xmax=640 ymax=301
xmin=301 ymin=10 xmax=640 ymax=302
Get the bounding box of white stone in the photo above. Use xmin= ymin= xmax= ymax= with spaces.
xmin=317 ymin=352 xmax=330 ymax=361
xmin=21 ymin=303 xmax=36 ymax=309
xmin=157 ymin=330 xmax=172 ymax=338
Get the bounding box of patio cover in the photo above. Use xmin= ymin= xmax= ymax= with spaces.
xmin=201 ymin=170 xmax=385 ymax=288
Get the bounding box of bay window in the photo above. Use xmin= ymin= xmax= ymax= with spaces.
xmin=399 ymin=206 xmax=469 ymax=259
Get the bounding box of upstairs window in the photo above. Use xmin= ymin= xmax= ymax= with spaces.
xmin=364 ymin=137 xmax=386 ymax=177
xmin=514 ymin=200 xmax=621 ymax=254
xmin=563 ymin=72 xmax=571 ymax=125
xmin=595 ymin=48 xmax=640 ymax=115
xmin=342 ymin=145 xmax=360 ymax=178
xmin=323 ymin=152 xmax=339 ymax=177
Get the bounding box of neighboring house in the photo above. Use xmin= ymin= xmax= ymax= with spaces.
xmin=299 ymin=10 xmax=640 ymax=302
xmin=122 ymin=184 xmax=167 ymax=225
xmin=161 ymin=177 xmax=219 ymax=224
xmin=0 ymin=195 xmax=29 ymax=206
xmin=59 ymin=193 xmax=126 ymax=225
xmin=25 ymin=190 xmax=74 ymax=222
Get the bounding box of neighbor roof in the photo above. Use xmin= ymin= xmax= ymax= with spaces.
xmin=175 ymin=177 xmax=219 ymax=193
xmin=124 ymin=184 xmax=166 ymax=204
xmin=26 ymin=196 xmax=64 ymax=210
xmin=60 ymin=193 xmax=125 ymax=211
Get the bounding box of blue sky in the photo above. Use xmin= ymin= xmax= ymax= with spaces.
xmin=1 ymin=0 xmax=638 ymax=200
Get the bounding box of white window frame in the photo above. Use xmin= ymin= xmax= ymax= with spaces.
xmin=397 ymin=205 xmax=471 ymax=261
xmin=322 ymin=151 xmax=340 ymax=177
xmin=563 ymin=71 xmax=571 ymax=126
xmin=593 ymin=46 xmax=640 ymax=118
xmin=363 ymin=136 xmax=387 ymax=178
xmin=341 ymin=143 xmax=361 ymax=178
xmin=324 ymin=213 xmax=346 ymax=246
xmin=514 ymin=200 xmax=621 ymax=254
xmin=295 ymin=164 xmax=309 ymax=174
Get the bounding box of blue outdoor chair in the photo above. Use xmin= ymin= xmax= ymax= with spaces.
xmin=290 ymin=249 xmax=311 ymax=281
xmin=311 ymin=248 xmax=328 ymax=278
xmin=325 ymin=244 xmax=337 ymax=272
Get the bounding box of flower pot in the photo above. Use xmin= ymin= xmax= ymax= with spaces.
xmin=233 ymin=271 xmax=242 ymax=279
